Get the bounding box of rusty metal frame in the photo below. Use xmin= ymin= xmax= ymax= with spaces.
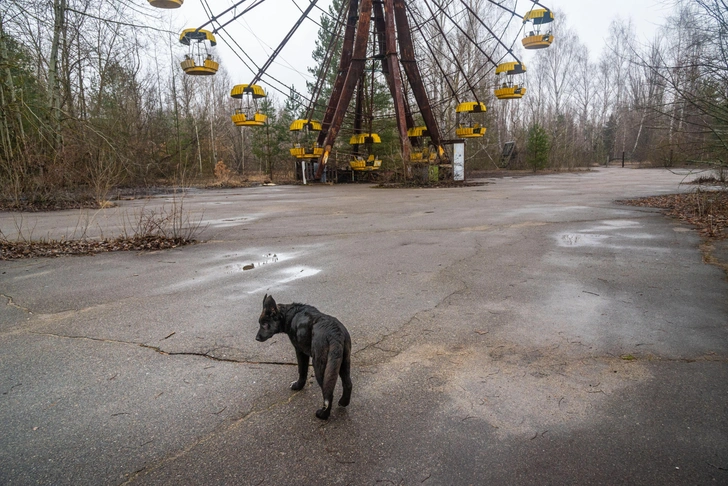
xmin=373 ymin=1 xmax=414 ymax=132
xmin=392 ymin=0 xmax=446 ymax=159
xmin=382 ymin=0 xmax=410 ymax=164
xmin=316 ymin=0 xmax=373 ymax=178
xmin=317 ymin=0 xmax=361 ymax=147
xmin=315 ymin=0 xmax=448 ymax=179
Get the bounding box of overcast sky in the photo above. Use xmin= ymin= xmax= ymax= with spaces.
xmin=556 ymin=0 xmax=672 ymax=58
xmin=161 ymin=0 xmax=674 ymax=99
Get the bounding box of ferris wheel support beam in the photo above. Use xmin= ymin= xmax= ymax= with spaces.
xmin=352 ymin=75 xmax=364 ymax=156
xmin=317 ymin=0 xmax=360 ymax=146
xmin=382 ymin=0 xmax=411 ymax=165
xmin=373 ymin=1 xmax=415 ymax=131
xmin=393 ymin=0 xmax=447 ymax=160
xmin=316 ymin=0 xmax=374 ymax=179
xmin=305 ymin=0 xmax=347 ymax=121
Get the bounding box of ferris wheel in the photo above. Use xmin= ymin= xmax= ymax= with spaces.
xmin=148 ymin=0 xmax=555 ymax=179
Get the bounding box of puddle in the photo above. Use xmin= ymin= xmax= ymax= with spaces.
xmin=556 ymin=220 xmax=666 ymax=252
xmin=204 ymin=216 xmax=257 ymax=228
xmin=247 ymin=267 xmax=321 ymax=294
xmin=559 ymin=234 xmax=610 ymax=247
xmin=582 ymin=220 xmax=641 ymax=232
xmin=222 ymin=253 xmax=284 ymax=274
xmin=235 ymin=253 xmax=279 ymax=272
xmin=157 ymin=246 xmax=322 ymax=295
xmin=508 ymin=205 xmax=592 ymax=217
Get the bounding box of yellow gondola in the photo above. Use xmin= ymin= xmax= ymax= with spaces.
xmin=290 ymin=119 xmax=322 ymax=132
xmin=148 ymin=0 xmax=183 ymax=8
xmin=290 ymin=146 xmax=324 ymax=158
xmin=407 ymin=126 xmax=429 ymax=138
xmin=349 ymin=133 xmax=381 ymax=170
xmin=231 ymin=84 xmax=266 ymax=99
xmin=179 ymin=29 xmax=218 ymax=75
xmin=455 ymin=101 xmax=486 ymax=138
xmin=290 ymin=119 xmax=323 ymax=158
xmin=408 ymin=126 xmax=433 ymax=162
xmin=522 ymin=8 xmax=555 ymax=49
xmin=410 ymin=146 xmax=437 ymax=163
xmin=230 ymin=84 xmax=267 ymax=127
xmin=232 ymin=110 xmax=267 ymax=127
xmin=350 ymin=154 xmax=382 ymax=171
xmin=495 ymin=61 xmax=527 ymax=100
xmin=349 ymin=133 xmax=381 ymax=145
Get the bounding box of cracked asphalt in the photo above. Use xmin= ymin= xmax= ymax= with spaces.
xmin=1 ymin=168 xmax=727 ymax=485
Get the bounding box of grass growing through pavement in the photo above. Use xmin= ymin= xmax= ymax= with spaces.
xmin=1 ymin=196 xmax=204 ymax=260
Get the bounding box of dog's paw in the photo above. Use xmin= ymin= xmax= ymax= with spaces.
xmin=338 ymin=396 xmax=350 ymax=407
xmin=290 ymin=380 xmax=305 ymax=391
xmin=315 ymin=400 xmax=331 ymax=420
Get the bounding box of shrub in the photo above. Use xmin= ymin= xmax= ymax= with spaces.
xmin=214 ymin=161 xmax=232 ymax=183
xmin=526 ymin=123 xmax=550 ymax=171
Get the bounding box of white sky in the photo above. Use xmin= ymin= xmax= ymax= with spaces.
xmin=157 ymin=0 xmax=674 ymax=98
xmin=555 ymin=0 xmax=673 ymax=59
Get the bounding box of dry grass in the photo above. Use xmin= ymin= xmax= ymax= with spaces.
xmin=203 ymin=172 xmax=274 ymax=188
xmin=0 ymin=235 xmax=192 ymax=259
xmin=1 ymin=194 xmax=204 ymax=260
xmin=620 ymin=189 xmax=728 ymax=239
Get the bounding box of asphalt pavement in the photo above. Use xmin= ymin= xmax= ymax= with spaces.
xmin=1 ymin=167 xmax=726 ymax=485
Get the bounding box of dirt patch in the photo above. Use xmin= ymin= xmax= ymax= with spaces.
xmin=684 ymin=174 xmax=727 ymax=185
xmin=0 ymin=235 xmax=194 ymax=260
xmin=0 ymin=197 xmax=105 ymax=212
xmin=619 ymin=190 xmax=728 ymax=239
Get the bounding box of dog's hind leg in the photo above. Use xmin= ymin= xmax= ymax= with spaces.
xmin=291 ymin=348 xmax=309 ymax=390
xmin=315 ymin=346 xmax=343 ymax=420
xmin=338 ymin=343 xmax=352 ymax=407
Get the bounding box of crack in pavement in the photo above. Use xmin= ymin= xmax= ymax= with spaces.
xmin=353 ymin=228 xmax=728 ymax=368
xmin=119 ymin=391 xmax=302 ymax=485
xmin=352 ymin=280 xmax=465 ymax=366
xmin=115 ymin=236 xmax=479 ymax=483
xmin=26 ymin=331 xmax=296 ymax=366
xmin=353 ymin=237 xmax=477 ymax=365
xmin=608 ymin=353 xmax=728 ymax=363
xmin=2 ymin=293 xmax=32 ymax=314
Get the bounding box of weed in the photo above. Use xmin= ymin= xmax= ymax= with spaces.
xmin=1 ymin=191 xmax=205 ymax=260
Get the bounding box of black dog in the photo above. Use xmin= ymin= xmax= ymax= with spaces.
xmin=256 ymin=294 xmax=352 ymax=420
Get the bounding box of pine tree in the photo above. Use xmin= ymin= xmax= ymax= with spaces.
xmin=282 ymin=86 xmax=304 ymax=124
xmin=526 ymin=123 xmax=550 ymax=171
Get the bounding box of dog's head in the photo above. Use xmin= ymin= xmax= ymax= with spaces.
xmin=256 ymin=294 xmax=282 ymax=342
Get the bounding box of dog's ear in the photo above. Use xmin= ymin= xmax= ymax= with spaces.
xmin=263 ymin=294 xmax=278 ymax=315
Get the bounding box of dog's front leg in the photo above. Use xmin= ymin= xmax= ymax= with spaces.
xmin=290 ymin=348 xmax=309 ymax=390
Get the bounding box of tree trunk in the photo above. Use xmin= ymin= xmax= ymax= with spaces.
xmin=48 ymin=0 xmax=66 ymax=150
xmin=632 ymin=108 xmax=647 ymax=157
